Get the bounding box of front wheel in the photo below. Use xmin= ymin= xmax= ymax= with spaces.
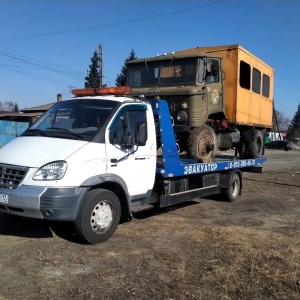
xmin=222 ymin=173 xmax=241 ymax=202
xmin=187 ymin=126 xmax=217 ymax=162
xmin=75 ymin=189 xmax=121 ymax=244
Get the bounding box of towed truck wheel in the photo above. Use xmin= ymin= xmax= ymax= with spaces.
xmin=239 ymin=129 xmax=264 ymax=159
xmin=238 ymin=140 xmax=247 ymax=159
xmin=188 ymin=126 xmax=217 ymax=162
xmin=249 ymin=129 xmax=264 ymax=158
xmin=75 ymin=189 xmax=121 ymax=244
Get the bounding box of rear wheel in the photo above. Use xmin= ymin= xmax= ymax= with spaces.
xmin=222 ymin=173 xmax=241 ymax=202
xmin=238 ymin=140 xmax=247 ymax=159
xmin=188 ymin=126 xmax=217 ymax=162
xmin=249 ymin=129 xmax=264 ymax=158
xmin=75 ymin=189 xmax=121 ymax=244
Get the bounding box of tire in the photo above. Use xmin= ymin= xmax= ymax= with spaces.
xmin=187 ymin=126 xmax=217 ymax=162
xmin=249 ymin=129 xmax=264 ymax=158
xmin=237 ymin=140 xmax=247 ymax=159
xmin=222 ymin=173 xmax=241 ymax=202
xmin=75 ymin=189 xmax=121 ymax=244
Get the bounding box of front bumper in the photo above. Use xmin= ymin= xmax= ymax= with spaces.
xmin=0 ymin=185 xmax=88 ymax=221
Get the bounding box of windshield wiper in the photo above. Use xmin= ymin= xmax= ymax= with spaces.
xmin=22 ymin=129 xmax=49 ymax=137
xmin=45 ymin=128 xmax=83 ymax=140
xmin=47 ymin=127 xmax=69 ymax=131
xmin=168 ymin=56 xmax=175 ymax=66
xmin=144 ymin=59 xmax=150 ymax=74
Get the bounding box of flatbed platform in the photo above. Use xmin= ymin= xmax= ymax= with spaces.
xmin=156 ymin=155 xmax=266 ymax=177
xmin=149 ymin=99 xmax=267 ymax=178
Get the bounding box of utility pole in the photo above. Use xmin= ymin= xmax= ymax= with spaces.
xmin=99 ymin=44 xmax=103 ymax=87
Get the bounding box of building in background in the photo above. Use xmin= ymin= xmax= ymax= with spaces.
xmin=0 ymin=95 xmax=62 ymax=148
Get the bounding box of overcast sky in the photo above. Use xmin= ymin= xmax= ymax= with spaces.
xmin=0 ymin=0 xmax=299 ymax=119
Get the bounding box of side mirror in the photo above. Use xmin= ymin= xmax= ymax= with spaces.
xmin=136 ymin=123 xmax=147 ymax=146
xmin=120 ymin=133 xmax=134 ymax=149
xmin=109 ymin=131 xmax=119 ymax=145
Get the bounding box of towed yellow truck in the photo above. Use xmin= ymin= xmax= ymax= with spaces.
xmin=127 ymin=45 xmax=274 ymax=162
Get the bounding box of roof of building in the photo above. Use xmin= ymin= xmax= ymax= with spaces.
xmin=20 ymin=102 xmax=56 ymax=113
xmin=0 ymin=112 xmax=42 ymax=121
xmin=0 ymin=101 xmax=56 ymax=122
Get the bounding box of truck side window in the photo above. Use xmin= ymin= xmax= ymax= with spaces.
xmin=262 ymin=74 xmax=270 ymax=98
xmin=252 ymin=68 xmax=261 ymax=94
xmin=240 ymin=60 xmax=251 ymax=90
xmin=109 ymin=106 xmax=147 ymax=146
xmin=206 ymin=59 xmax=219 ymax=83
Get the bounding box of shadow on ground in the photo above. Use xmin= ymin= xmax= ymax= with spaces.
xmin=0 ymin=212 xmax=83 ymax=244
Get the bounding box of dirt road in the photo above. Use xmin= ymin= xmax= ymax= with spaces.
xmin=0 ymin=150 xmax=299 ymax=300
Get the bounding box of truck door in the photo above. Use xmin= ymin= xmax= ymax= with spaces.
xmin=205 ymin=58 xmax=223 ymax=113
xmin=105 ymin=104 xmax=156 ymax=197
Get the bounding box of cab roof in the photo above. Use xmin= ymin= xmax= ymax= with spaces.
xmin=70 ymin=95 xmax=136 ymax=103
xmin=128 ymin=52 xmax=221 ymax=64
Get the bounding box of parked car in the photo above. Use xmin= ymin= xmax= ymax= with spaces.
xmin=265 ymin=140 xmax=292 ymax=151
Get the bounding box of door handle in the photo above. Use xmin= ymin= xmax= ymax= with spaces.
xmin=110 ymin=158 xmax=118 ymax=167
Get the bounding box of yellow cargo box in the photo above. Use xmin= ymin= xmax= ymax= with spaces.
xmin=176 ymin=45 xmax=274 ymax=128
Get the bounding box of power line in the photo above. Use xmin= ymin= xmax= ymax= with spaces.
xmin=0 ymin=0 xmax=231 ymax=40
xmin=0 ymin=51 xmax=84 ymax=79
xmin=0 ymin=50 xmax=116 ymax=88
xmin=0 ymin=64 xmax=69 ymax=85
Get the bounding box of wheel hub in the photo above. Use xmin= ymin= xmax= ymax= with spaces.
xmin=231 ymin=180 xmax=239 ymax=197
xmin=90 ymin=201 xmax=113 ymax=233
xmin=199 ymin=135 xmax=213 ymax=158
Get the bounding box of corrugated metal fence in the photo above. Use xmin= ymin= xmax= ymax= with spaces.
xmin=0 ymin=120 xmax=29 ymax=148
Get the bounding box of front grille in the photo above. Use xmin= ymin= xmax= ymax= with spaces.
xmin=0 ymin=164 xmax=29 ymax=189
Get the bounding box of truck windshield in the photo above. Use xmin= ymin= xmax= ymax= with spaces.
xmin=127 ymin=58 xmax=197 ymax=87
xmin=24 ymin=99 xmax=118 ymax=141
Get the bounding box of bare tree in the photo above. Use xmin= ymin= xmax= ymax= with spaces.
xmin=0 ymin=101 xmax=20 ymax=112
xmin=272 ymin=110 xmax=290 ymax=131
xmin=3 ymin=101 xmax=15 ymax=111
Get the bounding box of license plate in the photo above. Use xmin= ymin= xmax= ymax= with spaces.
xmin=0 ymin=194 xmax=8 ymax=204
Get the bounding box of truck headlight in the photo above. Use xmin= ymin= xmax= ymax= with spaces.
xmin=177 ymin=111 xmax=188 ymax=123
xmin=33 ymin=161 xmax=67 ymax=181
xmin=181 ymin=102 xmax=188 ymax=109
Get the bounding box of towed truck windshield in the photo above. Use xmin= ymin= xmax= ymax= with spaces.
xmin=127 ymin=58 xmax=197 ymax=87
xmin=22 ymin=99 xmax=118 ymax=142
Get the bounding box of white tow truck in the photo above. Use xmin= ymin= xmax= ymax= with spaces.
xmin=0 ymin=87 xmax=266 ymax=244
